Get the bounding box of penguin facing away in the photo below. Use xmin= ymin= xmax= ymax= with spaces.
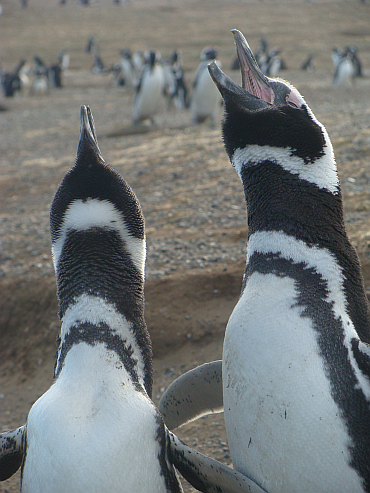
xmin=207 ymin=29 xmax=370 ymax=492
xmin=0 ymin=105 xmax=265 ymax=493
xmin=132 ymin=50 xmax=165 ymax=125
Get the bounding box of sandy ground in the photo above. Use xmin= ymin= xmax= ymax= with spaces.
xmin=0 ymin=0 xmax=369 ymax=491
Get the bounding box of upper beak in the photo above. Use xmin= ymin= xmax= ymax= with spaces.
xmin=77 ymin=105 xmax=104 ymax=161
xmin=208 ymin=30 xmax=275 ymax=109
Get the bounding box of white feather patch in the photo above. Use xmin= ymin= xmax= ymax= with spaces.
xmin=56 ymin=293 xmax=146 ymax=386
xmin=247 ymin=230 xmax=370 ymax=400
xmin=232 ymin=143 xmax=339 ymax=194
xmin=52 ymin=198 xmax=146 ymax=275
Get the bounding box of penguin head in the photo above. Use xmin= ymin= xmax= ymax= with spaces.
xmin=201 ymin=46 xmax=218 ymax=62
xmin=145 ymin=50 xmax=159 ymax=68
xmin=208 ymin=30 xmax=328 ymax=166
xmin=50 ymin=105 xmax=145 ymax=274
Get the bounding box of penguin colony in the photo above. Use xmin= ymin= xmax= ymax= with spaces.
xmin=0 ymin=105 xmax=265 ymax=493
xmin=0 ymin=24 xmax=369 ymax=493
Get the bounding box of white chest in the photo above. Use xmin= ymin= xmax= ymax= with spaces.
xmin=223 ymin=272 xmax=364 ymax=492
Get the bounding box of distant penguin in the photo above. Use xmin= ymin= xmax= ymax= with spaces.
xmin=85 ymin=35 xmax=97 ymax=53
xmin=162 ymin=50 xmax=188 ymax=110
xmin=190 ymin=47 xmax=222 ymax=124
xmin=1 ymin=71 xmax=21 ymax=97
xmin=332 ymin=47 xmax=355 ymax=86
xmin=115 ymin=49 xmax=137 ymax=89
xmin=132 ymin=50 xmax=164 ymax=125
xmin=0 ymin=105 xmax=268 ymax=493
xmin=209 ymin=30 xmax=370 ymax=492
xmin=300 ymin=53 xmax=315 ymax=71
xmin=48 ymin=64 xmax=63 ymax=88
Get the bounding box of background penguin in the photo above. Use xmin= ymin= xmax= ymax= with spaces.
xmin=132 ymin=50 xmax=164 ymax=125
xmin=190 ymin=47 xmax=222 ymax=124
xmin=332 ymin=46 xmax=356 ymax=86
xmin=300 ymin=53 xmax=315 ymax=71
xmin=209 ymin=30 xmax=370 ymax=492
xmin=114 ymin=49 xmax=137 ymax=90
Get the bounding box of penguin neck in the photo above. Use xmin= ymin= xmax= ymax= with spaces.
xmin=55 ymin=228 xmax=145 ymax=320
xmin=53 ymin=230 xmax=153 ymax=396
xmin=237 ymin=154 xmax=370 ymax=344
xmin=236 ymin=155 xmax=346 ymax=249
xmin=54 ymin=293 xmax=152 ymax=394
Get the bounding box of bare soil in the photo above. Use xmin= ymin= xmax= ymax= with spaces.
xmin=0 ymin=0 xmax=369 ymax=491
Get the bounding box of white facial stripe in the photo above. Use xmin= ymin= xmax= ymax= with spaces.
xmin=52 ymin=198 xmax=146 ymax=275
xmin=232 ymin=143 xmax=339 ymax=194
xmin=247 ymin=230 xmax=370 ymax=400
xmin=58 ymin=293 xmax=146 ymax=383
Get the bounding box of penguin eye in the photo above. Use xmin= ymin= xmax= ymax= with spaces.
xmin=286 ymin=99 xmax=299 ymax=109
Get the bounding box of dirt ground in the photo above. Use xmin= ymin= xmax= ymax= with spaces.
xmin=0 ymin=0 xmax=369 ymax=491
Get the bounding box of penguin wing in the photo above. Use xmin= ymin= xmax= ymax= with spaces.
xmin=168 ymin=431 xmax=267 ymax=493
xmin=134 ymin=64 xmax=149 ymax=101
xmin=0 ymin=425 xmax=26 ymax=481
xmin=159 ymin=361 xmax=223 ymax=430
xmin=352 ymin=339 xmax=370 ymax=380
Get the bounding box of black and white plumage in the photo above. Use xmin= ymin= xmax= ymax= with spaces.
xmin=114 ymin=49 xmax=137 ymax=89
xmin=190 ymin=47 xmax=222 ymax=124
xmin=0 ymin=105 xmax=263 ymax=493
xmin=332 ymin=46 xmax=362 ymax=86
xmin=300 ymin=53 xmax=315 ymax=71
xmin=208 ymin=29 xmax=370 ymax=492
xmin=132 ymin=50 xmax=164 ymax=124
xmin=0 ymin=105 xmax=181 ymax=492
xmin=162 ymin=51 xmax=188 ymax=110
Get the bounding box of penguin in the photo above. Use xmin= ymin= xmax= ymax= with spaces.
xmin=132 ymin=50 xmax=164 ymax=125
xmin=0 ymin=105 xmax=264 ymax=493
xmin=0 ymin=105 xmax=182 ymax=492
xmin=190 ymin=47 xmax=222 ymax=124
xmin=207 ymin=29 xmax=370 ymax=492
xmin=115 ymin=49 xmax=137 ymax=89
xmin=332 ymin=47 xmax=355 ymax=86
xmin=162 ymin=50 xmax=188 ymax=110
xmin=300 ymin=53 xmax=315 ymax=71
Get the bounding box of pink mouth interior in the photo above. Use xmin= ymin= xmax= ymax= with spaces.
xmin=242 ymin=64 xmax=275 ymax=104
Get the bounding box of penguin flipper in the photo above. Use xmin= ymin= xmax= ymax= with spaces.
xmin=168 ymin=431 xmax=267 ymax=493
xmin=351 ymin=339 xmax=370 ymax=379
xmin=0 ymin=425 xmax=26 ymax=481
xmin=159 ymin=361 xmax=223 ymax=430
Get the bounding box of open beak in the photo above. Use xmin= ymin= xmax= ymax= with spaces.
xmin=208 ymin=30 xmax=275 ymax=109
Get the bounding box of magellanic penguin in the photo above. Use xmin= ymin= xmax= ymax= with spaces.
xmin=132 ymin=50 xmax=165 ymax=125
xmin=0 ymin=105 xmax=267 ymax=493
xmin=208 ymin=30 xmax=370 ymax=492
xmin=190 ymin=47 xmax=222 ymax=124
xmin=332 ymin=47 xmax=355 ymax=86
xmin=0 ymin=105 xmax=183 ymax=493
